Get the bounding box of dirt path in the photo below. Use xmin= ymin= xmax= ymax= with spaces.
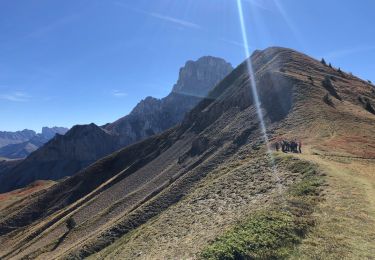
xmin=290 ymin=147 xmax=375 ymax=259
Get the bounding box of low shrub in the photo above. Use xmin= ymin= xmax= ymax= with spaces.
xmin=201 ymin=158 xmax=323 ymax=260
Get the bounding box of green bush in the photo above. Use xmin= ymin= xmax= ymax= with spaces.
xmin=201 ymin=211 xmax=299 ymax=260
xmin=289 ymin=176 xmax=322 ymax=196
xmin=66 ymin=217 xmax=76 ymax=230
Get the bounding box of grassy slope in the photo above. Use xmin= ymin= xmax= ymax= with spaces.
xmin=200 ymin=155 xmax=323 ymax=260
xmin=0 ymin=180 xmax=56 ymax=212
xmin=91 ymin=58 xmax=375 ymax=259
xmin=89 ymin=151 xmax=321 ymax=259
xmin=1 ymin=48 xmax=374 ymax=259
xmin=290 ymin=147 xmax=375 ymax=259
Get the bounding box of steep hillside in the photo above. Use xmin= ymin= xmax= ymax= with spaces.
xmin=0 ymin=180 xmax=56 ymax=212
xmin=0 ymin=47 xmax=374 ymax=260
xmin=0 ymin=56 xmax=232 ymax=193
xmin=0 ymin=159 xmax=21 ymax=177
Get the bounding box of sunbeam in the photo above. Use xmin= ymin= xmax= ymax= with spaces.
xmin=236 ymin=0 xmax=283 ymax=193
xmin=236 ymin=0 xmax=269 ymax=150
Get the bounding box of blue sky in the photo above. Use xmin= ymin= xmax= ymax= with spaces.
xmin=1 ymin=0 xmax=374 ymax=132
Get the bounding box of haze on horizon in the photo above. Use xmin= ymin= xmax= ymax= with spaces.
xmin=1 ymin=0 xmax=374 ymax=132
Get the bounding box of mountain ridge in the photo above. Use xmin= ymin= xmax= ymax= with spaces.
xmin=0 ymin=56 xmax=233 ymax=193
xmin=0 ymin=47 xmax=374 ymax=259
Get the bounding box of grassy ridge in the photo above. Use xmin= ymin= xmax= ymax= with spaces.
xmin=201 ymin=156 xmax=323 ymax=260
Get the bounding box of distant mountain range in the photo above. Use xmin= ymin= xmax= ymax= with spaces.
xmin=0 ymin=127 xmax=68 ymax=159
xmin=0 ymin=129 xmax=36 ymax=148
xmin=0 ymin=56 xmax=232 ymax=193
xmin=1 ymin=47 xmax=374 ymax=259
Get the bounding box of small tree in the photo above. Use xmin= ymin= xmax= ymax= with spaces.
xmin=323 ymin=93 xmax=334 ymax=107
xmin=328 ymin=63 xmax=332 ymax=68
xmin=321 ymin=58 xmax=326 ymax=65
xmin=66 ymin=217 xmax=76 ymax=230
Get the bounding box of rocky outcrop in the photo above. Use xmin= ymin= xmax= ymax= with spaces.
xmin=40 ymin=127 xmax=69 ymax=140
xmin=172 ymin=56 xmax=234 ymax=97
xmin=0 ymin=56 xmax=232 ymax=193
xmin=106 ymin=56 xmax=233 ymax=146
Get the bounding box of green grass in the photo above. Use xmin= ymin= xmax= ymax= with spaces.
xmin=201 ymin=210 xmax=299 ymax=260
xmin=200 ymin=156 xmax=323 ymax=260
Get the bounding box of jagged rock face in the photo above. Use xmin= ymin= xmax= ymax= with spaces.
xmin=0 ymin=127 xmax=68 ymax=159
xmin=0 ymin=56 xmax=232 ymax=192
xmin=0 ymin=129 xmax=36 ymax=148
xmin=41 ymin=126 xmax=68 ymax=140
xmin=106 ymin=56 xmax=233 ymax=146
xmin=172 ymin=56 xmax=233 ymax=97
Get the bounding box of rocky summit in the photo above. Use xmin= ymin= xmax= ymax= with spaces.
xmin=0 ymin=56 xmax=232 ymax=193
xmin=106 ymin=56 xmax=233 ymax=146
xmin=0 ymin=47 xmax=373 ymax=259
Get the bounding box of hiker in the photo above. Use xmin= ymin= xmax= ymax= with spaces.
xmin=291 ymin=141 xmax=298 ymax=153
xmin=276 ymin=138 xmax=303 ymax=153
xmin=285 ymin=141 xmax=290 ymax=152
xmin=275 ymin=142 xmax=280 ymax=151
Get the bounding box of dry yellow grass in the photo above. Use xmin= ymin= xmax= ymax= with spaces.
xmin=1 ymin=47 xmax=375 ymax=260
xmin=289 ymin=147 xmax=375 ymax=259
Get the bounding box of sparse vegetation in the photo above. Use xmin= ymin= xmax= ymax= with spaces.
xmin=2 ymin=48 xmax=375 ymax=260
xmin=358 ymin=96 xmax=375 ymax=114
xmin=201 ymin=157 xmax=323 ymax=260
xmin=337 ymin=67 xmax=346 ymax=78
xmin=201 ymin=210 xmax=300 ymax=260
xmin=365 ymin=101 xmax=375 ymax=114
xmin=322 ymin=76 xmax=342 ymax=100
xmin=66 ymin=217 xmax=76 ymax=230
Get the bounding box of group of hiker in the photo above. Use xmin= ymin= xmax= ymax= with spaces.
xmin=274 ymin=140 xmax=302 ymax=153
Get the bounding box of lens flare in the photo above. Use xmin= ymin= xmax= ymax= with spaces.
xmin=236 ymin=0 xmax=283 ymax=192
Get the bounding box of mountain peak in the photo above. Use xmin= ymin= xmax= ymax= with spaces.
xmin=0 ymin=55 xmax=233 ymax=192
xmin=41 ymin=126 xmax=68 ymax=136
xmin=172 ymin=56 xmax=233 ymax=97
